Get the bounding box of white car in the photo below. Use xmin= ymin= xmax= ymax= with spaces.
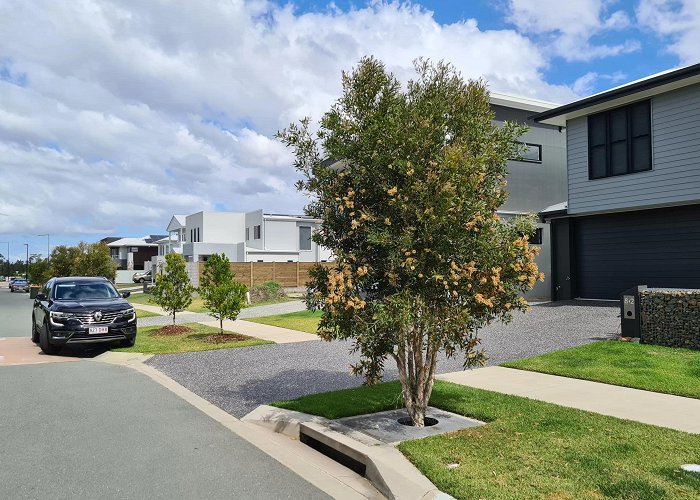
xmin=132 ymin=270 xmax=152 ymax=283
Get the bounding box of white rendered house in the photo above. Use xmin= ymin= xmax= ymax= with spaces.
xmin=152 ymin=210 xmax=332 ymax=265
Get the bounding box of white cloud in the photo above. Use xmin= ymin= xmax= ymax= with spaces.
xmin=0 ymin=0 xmax=578 ymax=238
xmin=572 ymin=70 xmax=627 ymax=95
xmin=507 ymin=0 xmax=639 ymax=61
xmin=637 ymin=0 xmax=700 ymax=65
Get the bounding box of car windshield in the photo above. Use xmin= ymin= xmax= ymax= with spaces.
xmin=53 ymin=282 xmax=120 ymax=301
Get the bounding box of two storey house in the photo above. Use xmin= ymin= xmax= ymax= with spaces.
xmin=536 ymin=63 xmax=700 ymax=300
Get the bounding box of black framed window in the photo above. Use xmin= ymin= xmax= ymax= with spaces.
xmin=245 ymin=227 xmax=249 ymax=241
xmin=588 ymin=100 xmax=651 ymax=179
xmin=511 ymin=143 xmax=542 ymax=163
xmin=254 ymin=225 xmax=261 ymax=240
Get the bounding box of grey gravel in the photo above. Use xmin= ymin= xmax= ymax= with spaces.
xmin=147 ymin=300 xmax=620 ymax=417
xmin=137 ymin=300 xmax=308 ymax=327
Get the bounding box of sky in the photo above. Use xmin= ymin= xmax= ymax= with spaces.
xmin=1 ymin=0 xmax=699 ymax=262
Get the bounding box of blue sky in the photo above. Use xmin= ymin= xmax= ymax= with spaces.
xmin=1 ymin=0 xmax=698 ymax=263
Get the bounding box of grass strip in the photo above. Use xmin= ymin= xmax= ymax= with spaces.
xmin=114 ymin=322 xmax=271 ymax=354
xmin=273 ymin=380 xmax=700 ymax=499
xmin=247 ymin=309 xmax=321 ymax=334
xmin=502 ymin=340 xmax=700 ymax=399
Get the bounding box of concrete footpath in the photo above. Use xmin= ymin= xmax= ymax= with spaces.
xmin=438 ymin=366 xmax=700 ymax=434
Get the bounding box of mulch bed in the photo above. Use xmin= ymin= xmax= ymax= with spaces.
xmin=199 ymin=333 xmax=249 ymax=344
xmin=151 ymin=325 xmax=194 ymax=336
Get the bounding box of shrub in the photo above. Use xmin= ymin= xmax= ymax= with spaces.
xmin=250 ymin=281 xmax=285 ymax=303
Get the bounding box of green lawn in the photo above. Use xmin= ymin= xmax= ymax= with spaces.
xmin=127 ymin=292 xmax=299 ymax=314
xmin=247 ymin=310 xmax=321 ymax=334
xmin=135 ymin=308 xmax=159 ymax=318
xmin=502 ymin=340 xmax=700 ymax=399
xmin=114 ymin=322 xmax=271 ymax=354
xmin=274 ymin=381 xmax=700 ymax=499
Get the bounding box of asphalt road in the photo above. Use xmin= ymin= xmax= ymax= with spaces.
xmin=148 ymin=300 xmax=621 ymax=417
xmin=0 ymin=284 xmax=33 ymax=337
xmin=0 ymin=285 xmax=329 ymax=499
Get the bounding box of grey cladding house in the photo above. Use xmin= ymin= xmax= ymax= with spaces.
xmin=490 ymin=93 xmax=567 ymax=300
xmin=535 ymin=63 xmax=700 ymax=300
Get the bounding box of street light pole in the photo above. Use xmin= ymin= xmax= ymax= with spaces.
xmin=38 ymin=234 xmax=50 ymax=261
xmin=24 ymin=243 xmax=29 ymax=279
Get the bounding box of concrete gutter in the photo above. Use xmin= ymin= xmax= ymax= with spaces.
xmin=243 ymin=405 xmax=454 ymax=500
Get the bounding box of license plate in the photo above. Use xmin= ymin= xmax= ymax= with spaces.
xmin=89 ymin=326 xmax=108 ymax=334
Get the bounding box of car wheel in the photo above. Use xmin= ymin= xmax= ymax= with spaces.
xmin=119 ymin=337 xmax=136 ymax=348
xmin=39 ymin=322 xmax=60 ymax=355
xmin=138 ymin=278 xmax=145 ymax=283
xmin=31 ymin=317 xmax=39 ymax=343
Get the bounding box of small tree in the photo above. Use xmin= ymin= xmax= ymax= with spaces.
xmin=28 ymin=258 xmax=53 ymax=285
xmin=280 ymin=57 xmax=542 ymax=426
xmin=72 ymin=242 xmax=116 ymax=281
xmin=198 ymin=254 xmax=247 ymax=334
xmin=51 ymin=245 xmax=81 ymax=277
xmin=151 ymin=253 xmax=195 ymax=324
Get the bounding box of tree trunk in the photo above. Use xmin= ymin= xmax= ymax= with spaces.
xmin=219 ymin=317 xmax=223 ymax=335
xmin=393 ymin=326 xmax=439 ymax=427
xmin=172 ymin=310 xmax=176 ymax=325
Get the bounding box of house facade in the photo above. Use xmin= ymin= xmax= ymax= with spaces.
xmin=490 ymin=93 xmax=568 ymax=299
xmin=152 ymin=210 xmax=332 ymax=268
xmin=536 ymin=63 xmax=700 ymax=300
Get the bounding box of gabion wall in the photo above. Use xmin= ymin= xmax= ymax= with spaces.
xmin=640 ymin=289 xmax=700 ymax=350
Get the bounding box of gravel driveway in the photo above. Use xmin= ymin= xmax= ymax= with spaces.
xmin=147 ymin=300 xmax=620 ymax=417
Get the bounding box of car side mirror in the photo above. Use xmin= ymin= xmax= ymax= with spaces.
xmin=122 ymin=291 xmax=131 ymax=298
xmin=36 ymin=293 xmax=47 ymax=301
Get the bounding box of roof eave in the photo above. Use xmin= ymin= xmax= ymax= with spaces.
xmin=534 ymin=63 xmax=700 ymax=126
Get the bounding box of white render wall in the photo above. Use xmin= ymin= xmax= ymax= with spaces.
xmin=245 ymin=210 xmax=264 ymax=250
xmin=202 ymin=212 xmax=245 ymax=243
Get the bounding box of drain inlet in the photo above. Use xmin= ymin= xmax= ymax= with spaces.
xmin=299 ymin=431 xmax=367 ymax=477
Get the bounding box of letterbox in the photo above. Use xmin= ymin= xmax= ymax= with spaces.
xmin=620 ymin=285 xmax=646 ymax=339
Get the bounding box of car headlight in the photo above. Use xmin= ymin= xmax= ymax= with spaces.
xmin=120 ymin=308 xmax=136 ymax=322
xmin=50 ymin=311 xmax=75 ymax=325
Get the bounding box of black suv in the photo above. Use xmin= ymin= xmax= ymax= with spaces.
xmin=32 ymin=277 xmax=137 ymax=355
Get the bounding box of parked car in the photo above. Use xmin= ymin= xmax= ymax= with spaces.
xmin=10 ymin=278 xmax=29 ymax=292
xmin=32 ymin=276 xmax=137 ymax=355
xmin=132 ymin=270 xmax=152 ymax=283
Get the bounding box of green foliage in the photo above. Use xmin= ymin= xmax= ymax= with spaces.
xmin=279 ymin=57 xmax=542 ymax=425
xmin=28 ymin=258 xmax=53 ymax=285
xmin=151 ymin=253 xmax=195 ymax=324
xmin=198 ymin=254 xmax=247 ymax=333
xmin=71 ymin=242 xmax=116 ymax=281
xmin=50 ymin=245 xmax=81 ymax=277
xmin=249 ymin=280 xmax=284 ymax=302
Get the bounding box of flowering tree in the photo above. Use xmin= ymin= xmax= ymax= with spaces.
xmin=280 ymin=57 xmax=542 ymax=426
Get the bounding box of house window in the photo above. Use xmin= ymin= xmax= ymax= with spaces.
xmin=530 ymin=228 xmax=543 ymax=245
xmin=588 ymin=100 xmax=651 ymax=179
xmin=299 ymin=226 xmax=312 ymax=251
xmin=246 ymin=227 xmax=249 ymax=241
xmin=196 ymin=228 xmax=200 ymax=242
xmin=254 ymin=225 xmax=261 ymax=240
xmin=110 ymin=248 xmax=119 ymax=258
xmin=512 ymin=143 xmax=542 ymax=163
xmin=190 ymin=229 xmax=193 ymax=243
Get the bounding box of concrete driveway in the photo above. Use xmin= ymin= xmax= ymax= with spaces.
xmin=147 ymin=300 xmax=621 ymax=417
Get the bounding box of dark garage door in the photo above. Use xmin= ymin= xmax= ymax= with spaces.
xmin=576 ymin=205 xmax=700 ymax=299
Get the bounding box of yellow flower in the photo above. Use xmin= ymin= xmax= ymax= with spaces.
xmin=384 ymin=218 xmax=391 ymax=226
xmin=387 ymin=186 xmax=398 ymax=196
